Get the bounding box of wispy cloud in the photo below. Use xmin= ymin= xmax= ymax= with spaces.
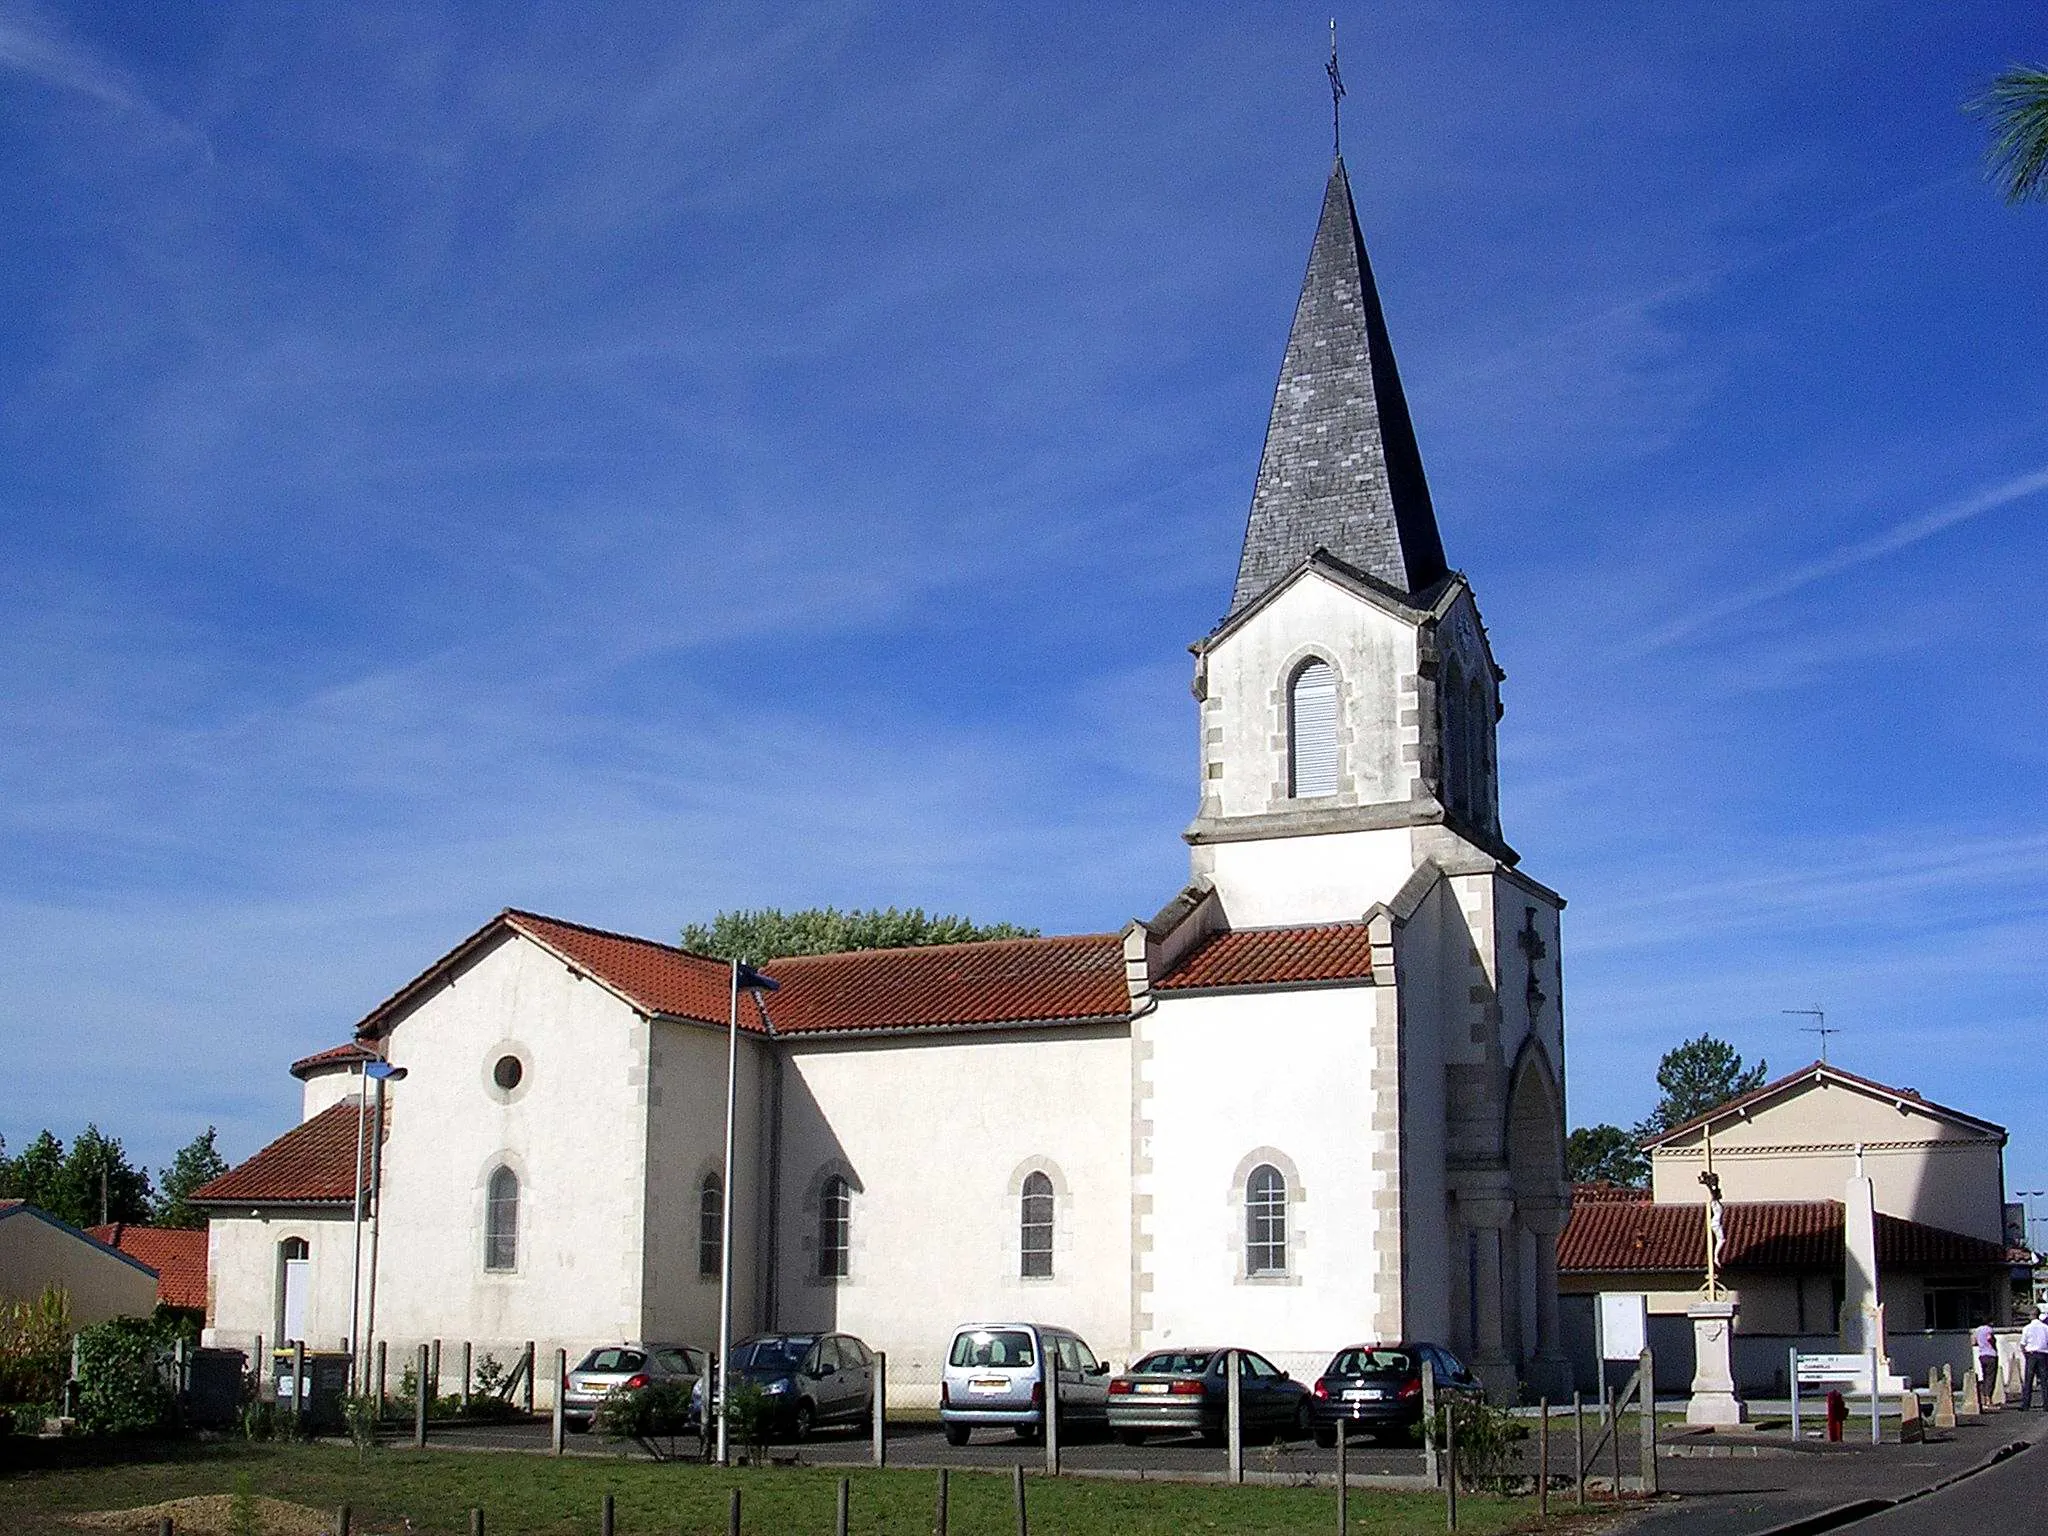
xmin=0 ymin=8 xmax=141 ymax=110
xmin=1630 ymin=464 xmax=2048 ymax=654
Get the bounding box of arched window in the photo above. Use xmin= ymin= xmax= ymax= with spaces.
xmin=484 ymin=1166 xmax=519 ymax=1271
xmin=1245 ymin=1164 xmax=1287 ymax=1276
xmin=818 ymin=1175 xmax=850 ymax=1279
xmin=1288 ymin=659 xmax=1340 ymax=797
xmin=698 ymin=1173 xmax=723 ymax=1278
xmin=1020 ymin=1172 xmax=1054 ymax=1278
xmin=278 ymin=1237 xmax=310 ymax=1344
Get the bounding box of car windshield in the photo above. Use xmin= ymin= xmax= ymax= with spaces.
xmin=576 ymin=1348 xmax=645 ymax=1374
xmin=734 ymin=1338 xmax=811 ymax=1371
xmin=950 ymin=1330 xmax=1035 ymax=1369
xmin=1327 ymin=1348 xmax=1413 ymax=1377
xmin=1132 ymin=1351 xmax=1213 ymax=1375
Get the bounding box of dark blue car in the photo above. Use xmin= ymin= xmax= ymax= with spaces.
xmin=691 ymin=1332 xmax=876 ymax=1441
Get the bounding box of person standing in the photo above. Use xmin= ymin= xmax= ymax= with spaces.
xmin=2021 ymin=1309 xmax=2048 ymax=1411
xmin=1972 ymin=1320 xmax=1999 ymax=1400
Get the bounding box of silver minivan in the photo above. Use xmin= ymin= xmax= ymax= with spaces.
xmin=938 ymin=1322 xmax=1111 ymax=1445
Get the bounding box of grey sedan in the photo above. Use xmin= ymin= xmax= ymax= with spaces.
xmin=562 ymin=1342 xmax=707 ymax=1432
xmin=1106 ymin=1347 xmax=1312 ymax=1445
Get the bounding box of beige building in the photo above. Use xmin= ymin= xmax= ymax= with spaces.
xmin=0 ymin=1200 xmax=161 ymax=1325
xmin=1559 ymin=1063 xmax=2020 ymax=1394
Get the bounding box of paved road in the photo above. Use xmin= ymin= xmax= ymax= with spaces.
xmin=1843 ymin=1431 xmax=2046 ymax=1532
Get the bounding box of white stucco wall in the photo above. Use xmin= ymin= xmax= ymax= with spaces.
xmin=1199 ymin=826 xmax=1421 ymax=928
xmin=204 ymin=1209 xmax=354 ymax=1355
xmin=367 ymin=932 xmax=655 ymax=1395
xmin=771 ymin=1025 xmax=1133 ymax=1399
xmin=301 ymin=1068 xmax=362 ymax=1123
xmin=1138 ymin=984 xmax=1386 ymax=1382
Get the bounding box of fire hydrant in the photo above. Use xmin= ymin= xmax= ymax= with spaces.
xmin=1825 ymin=1389 xmax=1848 ymax=1442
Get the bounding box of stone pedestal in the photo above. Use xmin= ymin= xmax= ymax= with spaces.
xmin=1685 ymin=1300 xmax=1747 ymax=1426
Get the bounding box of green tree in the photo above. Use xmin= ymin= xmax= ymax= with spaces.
xmin=0 ymin=1131 xmax=67 ymax=1213
xmin=1972 ymin=65 xmax=2048 ymax=203
xmin=1633 ymin=1034 xmax=1768 ymax=1140
xmin=43 ymin=1127 xmax=153 ymax=1230
xmin=152 ymin=1128 xmax=229 ymax=1229
xmin=681 ymin=906 xmax=1038 ymax=962
xmin=1565 ymin=1124 xmax=1649 ymax=1187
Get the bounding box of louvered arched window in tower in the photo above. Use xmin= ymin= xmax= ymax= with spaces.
xmin=1288 ymin=659 xmax=1340 ymax=797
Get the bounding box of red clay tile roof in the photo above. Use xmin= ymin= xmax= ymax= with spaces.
xmin=1559 ymin=1199 xmax=2010 ymax=1273
xmin=1571 ymin=1182 xmax=1652 ymax=1204
xmin=507 ymin=911 xmax=737 ymax=1026
xmin=761 ymin=933 xmax=1128 ymax=1034
xmin=290 ymin=1041 xmax=375 ymax=1078
xmin=190 ymin=1101 xmax=380 ymax=1208
xmin=1640 ymin=1062 xmax=2004 ymax=1148
xmin=86 ymin=1225 xmax=207 ymax=1310
xmin=1154 ymin=922 xmax=1375 ymax=991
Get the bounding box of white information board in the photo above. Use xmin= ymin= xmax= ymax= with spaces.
xmin=1597 ymin=1292 xmax=1646 ymax=1361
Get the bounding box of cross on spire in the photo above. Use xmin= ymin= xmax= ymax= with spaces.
xmin=1326 ymin=18 xmax=1346 ymax=157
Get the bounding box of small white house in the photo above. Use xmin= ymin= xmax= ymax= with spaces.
xmin=196 ymin=154 xmax=1572 ymax=1404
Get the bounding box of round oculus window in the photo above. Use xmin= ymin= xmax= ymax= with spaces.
xmin=492 ymin=1054 xmax=524 ymax=1091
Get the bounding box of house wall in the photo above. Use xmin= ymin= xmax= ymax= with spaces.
xmin=1650 ymin=1085 xmax=2007 ymax=1242
xmin=0 ymin=1212 xmax=159 ymax=1324
xmin=204 ymin=1210 xmax=353 ymax=1355
xmin=1138 ymin=984 xmax=1385 ymax=1383
xmin=772 ymin=1024 xmax=1132 ymax=1402
xmin=367 ymin=932 xmax=655 ymax=1397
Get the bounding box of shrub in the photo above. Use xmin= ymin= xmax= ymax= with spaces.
xmin=0 ymin=1286 xmax=72 ymax=1410
xmin=73 ymin=1317 xmax=176 ymax=1436
xmin=473 ymin=1351 xmax=507 ymax=1398
xmin=343 ymin=1393 xmax=380 ymax=1462
xmin=1432 ymin=1397 xmax=1527 ymax=1492
xmin=598 ymin=1382 xmax=696 ymax=1461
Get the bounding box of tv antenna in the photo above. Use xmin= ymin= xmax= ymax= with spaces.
xmin=1782 ymin=1006 xmax=1838 ymax=1062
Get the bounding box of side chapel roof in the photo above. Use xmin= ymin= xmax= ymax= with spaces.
xmin=1231 ymin=156 xmax=1447 ymax=614
xmin=1559 ymin=1196 xmax=2011 ymax=1273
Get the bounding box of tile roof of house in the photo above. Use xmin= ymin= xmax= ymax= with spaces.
xmin=1153 ymin=922 xmax=1375 ymax=992
xmin=1559 ymin=1198 xmax=2011 ymax=1273
xmin=762 ymin=933 xmax=1129 ymax=1035
xmin=290 ymin=1041 xmax=376 ymax=1079
xmin=1570 ymin=1181 xmax=1652 ymax=1205
xmin=86 ymin=1225 xmax=207 ymax=1310
xmin=190 ymin=1101 xmax=380 ymax=1208
xmin=1640 ymin=1061 xmax=2005 ymax=1148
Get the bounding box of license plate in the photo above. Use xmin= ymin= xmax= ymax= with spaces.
xmin=1343 ymin=1388 xmax=1385 ymax=1401
xmin=970 ymin=1377 xmax=1008 ymax=1394
xmin=1136 ymin=1382 xmax=1170 ymax=1395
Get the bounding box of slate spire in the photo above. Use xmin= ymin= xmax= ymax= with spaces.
xmin=1231 ymin=157 xmax=1447 ymax=611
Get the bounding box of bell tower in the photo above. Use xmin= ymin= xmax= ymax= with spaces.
xmin=1187 ymin=156 xmax=1507 ymax=926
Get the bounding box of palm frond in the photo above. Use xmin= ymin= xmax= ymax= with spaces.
xmin=1969 ymin=64 xmax=2048 ymax=204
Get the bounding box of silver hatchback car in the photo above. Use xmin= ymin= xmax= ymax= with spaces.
xmin=562 ymin=1342 xmax=707 ymax=1432
xmin=938 ymin=1322 xmax=1111 ymax=1444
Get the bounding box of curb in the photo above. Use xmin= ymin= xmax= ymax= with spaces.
xmin=1744 ymin=1436 xmax=2035 ymax=1536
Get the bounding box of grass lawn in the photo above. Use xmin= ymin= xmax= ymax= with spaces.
xmin=0 ymin=1438 xmax=1594 ymax=1536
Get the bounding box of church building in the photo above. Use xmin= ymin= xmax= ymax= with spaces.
xmin=195 ymin=155 xmax=1573 ymax=1403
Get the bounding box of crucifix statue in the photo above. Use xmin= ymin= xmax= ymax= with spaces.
xmin=1518 ymin=907 xmax=1548 ymax=1016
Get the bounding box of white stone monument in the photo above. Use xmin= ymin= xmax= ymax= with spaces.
xmin=1686 ymin=1298 xmax=1746 ymax=1425
xmin=1838 ymin=1148 xmax=1904 ymax=1390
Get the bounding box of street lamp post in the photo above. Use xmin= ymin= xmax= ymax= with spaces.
xmin=715 ymin=959 xmax=778 ymax=1467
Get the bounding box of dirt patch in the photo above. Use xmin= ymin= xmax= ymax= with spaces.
xmin=63 ymin=1494 xmax=333 ymax=1536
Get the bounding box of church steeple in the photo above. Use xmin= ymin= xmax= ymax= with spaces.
xmin=1231 ymin=157 xmax=1447 ymax=612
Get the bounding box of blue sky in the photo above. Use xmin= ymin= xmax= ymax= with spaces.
xmin=3 ymin=2 xmax=2045 ymax=1221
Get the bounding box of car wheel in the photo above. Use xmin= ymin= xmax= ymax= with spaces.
xmin=1288 ymin=1402 xmax=1312 ymax=1442
xmin=792 ymin=1402 xmax=814 ymax=1442
xmin=1116 ymin=1428 xmax=1149 ymax=1447
xmin=566 ymin=1418 xmax=590 ymax=1434
xmin=1198 ymin=1424 xmax=1226 ymax=1448
xmin=942 ymin=1422 xmax=971 ymax=1446
xmin=1015 ymin=1423 xmax=1042 ymax=1444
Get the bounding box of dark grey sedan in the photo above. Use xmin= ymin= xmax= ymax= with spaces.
xmin=1106 ymin=1347 xmax=1312 ymax=1445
